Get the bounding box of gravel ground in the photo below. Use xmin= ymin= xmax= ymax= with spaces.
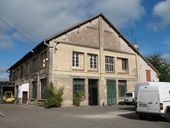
xmin=0 ymin=104 xmax=169 ymax=128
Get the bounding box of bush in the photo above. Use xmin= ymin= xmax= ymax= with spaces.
xmin=45 ymin=83 xmax=64 ymax=108
xmin=73 ymin=90 xmax=84 ymax=106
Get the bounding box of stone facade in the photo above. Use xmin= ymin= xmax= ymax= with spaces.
xmin=8 ymin=14 xmax=158 ymax=106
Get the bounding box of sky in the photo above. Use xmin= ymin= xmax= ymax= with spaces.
xmin=0 ymin=0 xmax=170 ymax=80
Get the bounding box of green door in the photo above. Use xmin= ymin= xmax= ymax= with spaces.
xmin=107 ymin=80 xmax=116 ymax=106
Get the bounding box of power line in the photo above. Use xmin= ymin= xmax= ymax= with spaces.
xmin=0 ymin=17 xmax=36 ymax=45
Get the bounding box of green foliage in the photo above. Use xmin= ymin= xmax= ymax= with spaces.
xmin=45 ymin=83 xmax=64 ymax=108
xmin=146 ymin=53 xmax=170 ymax=82
xmin=73 ymin=90 xmax=84 ymax=106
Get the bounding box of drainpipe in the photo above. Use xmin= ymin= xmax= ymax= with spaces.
xmin=43 ymin=40 xmax=60 ymax=85
xmin=43 ymin=40 xmax=54 ymax=85
xmin=98 ymin=16 xmax=103 ymax=105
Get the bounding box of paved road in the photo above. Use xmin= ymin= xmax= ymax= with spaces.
xmin=0 ymin=104 xmax=169 ymax=128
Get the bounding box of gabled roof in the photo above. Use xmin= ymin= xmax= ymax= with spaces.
xmin=8 ymin=13 xmax=158 ymax=74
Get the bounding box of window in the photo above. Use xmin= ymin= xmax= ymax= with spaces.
xmin=146 ymin=70 xmax=151 ymax=81
xmin=72 ymin=52 xmax=80 ymax=67
xmin=89 ymin=54 xmax=97 ymax=69
xmin=15 ymin=69 xmax=19 ymax=80
xmin=122 ymin=58 xmax=128 ymax=70
xmin=20 ymin=66 xmax=24 ymax=78
xmin=41 ymin=78 xmax=46 ymax=99
xmin=73 ymin=79 xmax=85 ymax=97
xmin=118 ymin=80 xmax=127 ymax=97
xmin=40 ymin=53 xmax=43 ymax=68
xmin=32 ymin=58 xmax=37 ymax=72
xmin=26 ymin=62 xmax=30 ymax=76
xmin=32 ymin=81 xmax=37 ymax=99
xmin=10 ymin=70 xmax=15 ymax=81
xmin=105 ymin=56 xmax=114 ymax=72
xmin=40 ymin=51 xmax=47 ymax=68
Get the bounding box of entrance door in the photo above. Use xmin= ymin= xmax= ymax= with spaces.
xmin=22 ymin=91 xmax=28 ymax=104
xmin=107 ymin=80 xmax=116 ymax=106
xmin=88 ymin=79 xmax=98 ymax=106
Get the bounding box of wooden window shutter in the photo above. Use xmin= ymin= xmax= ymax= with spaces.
xmin=146 ymin=70 xmax=151 ymax=81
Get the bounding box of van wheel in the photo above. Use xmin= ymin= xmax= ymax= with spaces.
xmin=164 ymin=112 xmax=170 ymax=122
xmin=125 ymin=102 xmax=129 ymax=105
xmin=139 ymin=114 xmax=146 ymax=119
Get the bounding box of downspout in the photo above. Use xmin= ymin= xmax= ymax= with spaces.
xmin=43 ymin=40 xmax=54 ymax=85
xmin=43 ymin=40 xmax=60 ymax=85
xmin=98 ymin=16 xmax=103 ymax=105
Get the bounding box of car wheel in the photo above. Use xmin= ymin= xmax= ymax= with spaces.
xmin=139 ymin=114 xmax=146 ymax=119
xmin=164 ymin=112 xmax=170 ymax=122
xmin=125 ymin=102 xmax=129 ymax=105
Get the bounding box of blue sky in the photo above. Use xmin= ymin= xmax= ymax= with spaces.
xmin=0 ymin=0 xmax=170 ymax=80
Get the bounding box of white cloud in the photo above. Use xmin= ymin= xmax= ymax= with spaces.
xmin=149 ymin=0 xmax=170 ymax=31
xmin=0 ymin=66 xmax=8 ymax=80
xmin=91 ymin=0 xmax=145 ymax=27
xmin=0 ymin=66 xmax=6 ymax=73
xmin=0 ymin=0 xmax=144 ymax=43
xmin=0 ymin=35 xmax=14 ymax=49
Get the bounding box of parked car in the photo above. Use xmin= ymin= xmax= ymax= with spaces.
xmin=136 ymin=82 xmax=170 ymax=121
xmin=124 ymin=92 xmax=135 ymax=105
xmin=3 ymin=91 xmax=15 ymax=103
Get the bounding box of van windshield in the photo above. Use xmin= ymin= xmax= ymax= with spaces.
xmin=126 ymin=93 xmax=132 ymax=97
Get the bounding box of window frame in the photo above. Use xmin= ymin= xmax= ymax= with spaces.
xmin=72 ymin=52 xmax=80 ymax=68
xmin=40 ymin=78 xmax=47 ymax=99
xmin=118 ymin=80 xmax=127 ymax=97
xmin=89 ymin=54 xmax=97 ymax=69
xmin=25 ymin=62 xmax=30 ymax=76
xmin=122 ymin=58 xmax=128 ymax=71
xmin=32 ymin=81 xmax=37 ymax=99
xmin=105 ymin=56 xmax=115 ymax=72
xmin=32 ymin=57 xmax=37 ymax=72
xmin=15 ymin=69 xmax=19 ymax=80
xmin=20 ymin=66 xmax=24 ymax=78
xmin=73 ymin=79 xmax=85 ymax=97
xmin=40 ymin=51 xmax=47 ymax=69
xmin=146 ymin=70 xmax=151 ymax=81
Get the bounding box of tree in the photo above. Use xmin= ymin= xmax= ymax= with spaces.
xmin=45 ymin=83 xmax=64 ymax=108
xmin=146 ymin=53 xmax=170 ymax=82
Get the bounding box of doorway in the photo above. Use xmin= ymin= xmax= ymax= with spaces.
xmin=22 ymin=91 xmax=28 ymax=104
xmin=88 ymin=79 xmax=98 ymax=106
xmin=107 ymin=80 xmax=116 ymax=106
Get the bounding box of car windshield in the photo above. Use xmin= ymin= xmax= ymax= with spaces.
xmin=126 ymin=93 xmax=132 ymax=97
xmin=5 ymin=92 xmax=12 ymax=98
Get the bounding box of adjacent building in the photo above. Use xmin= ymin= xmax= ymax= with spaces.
xmin=7 ymin=14 xmax=159 ymax=106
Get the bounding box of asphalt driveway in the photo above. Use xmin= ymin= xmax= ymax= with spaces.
xmin=0 ymin=104 xmax=169 ymax=128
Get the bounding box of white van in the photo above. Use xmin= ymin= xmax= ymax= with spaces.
xmin=136 ymin=82 xmax=170 ymax=121
xmin=134 ymin=82 xmax=150 ymax=103
xmin=124 ymin=92 xmax=135 ymax=104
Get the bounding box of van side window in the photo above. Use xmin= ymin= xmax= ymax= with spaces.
xmin=169 ymin=91 xmax=170 ymax=96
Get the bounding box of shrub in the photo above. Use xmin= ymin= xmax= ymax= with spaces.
xmin=73 ymin=90 xmax=84 ymax=106
xmin=45 ymin=83 xmax=64 ymax=108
